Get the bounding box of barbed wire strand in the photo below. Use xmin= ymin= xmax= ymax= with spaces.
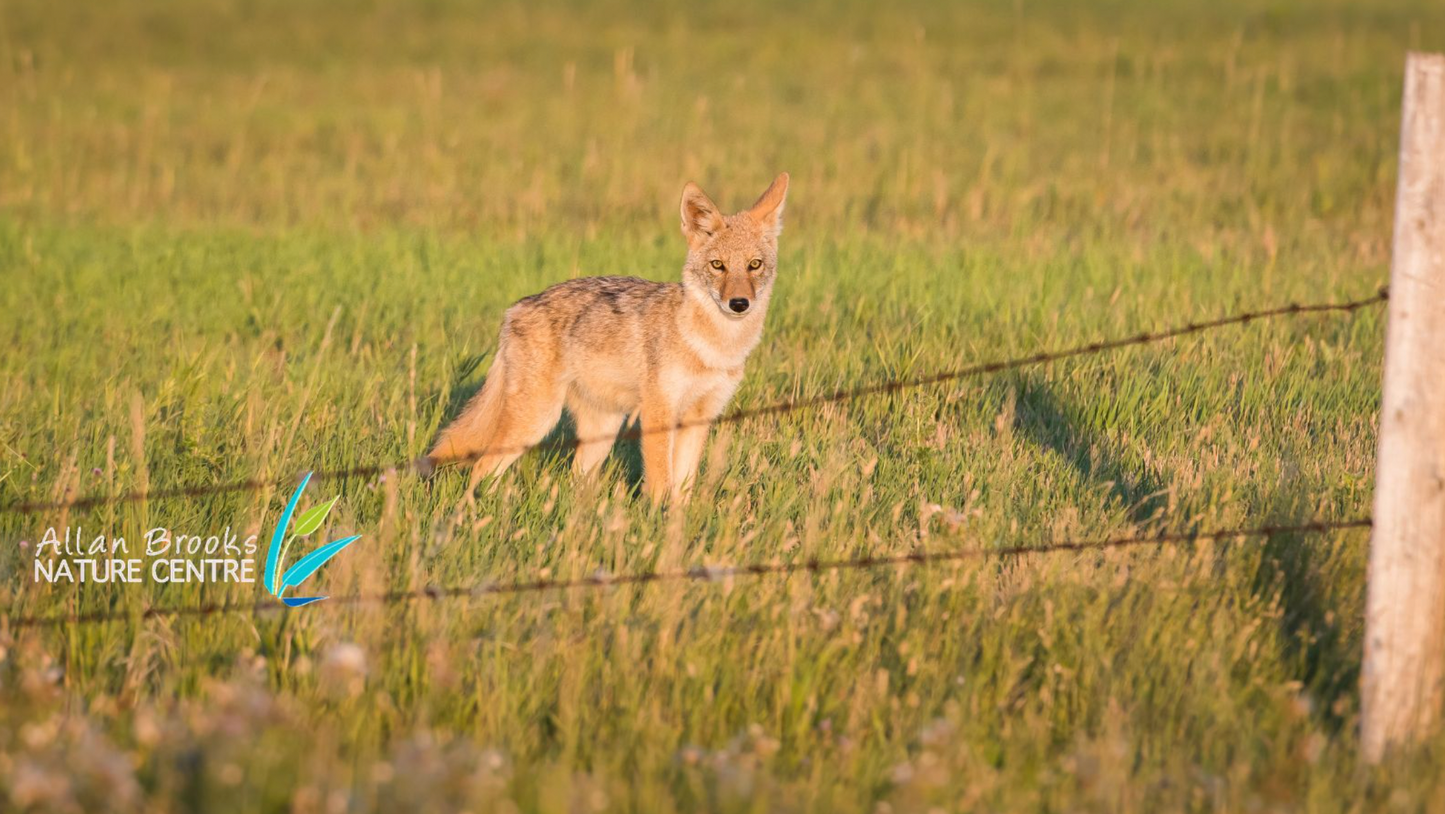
xmin=4 ymin=517 xmax=1372 ymax=630
xmin=3 ymin=288 xmax=1386 ymax=517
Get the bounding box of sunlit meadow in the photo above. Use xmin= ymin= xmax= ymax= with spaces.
xmin=2 ymin=0 xmax=1444 ymax=810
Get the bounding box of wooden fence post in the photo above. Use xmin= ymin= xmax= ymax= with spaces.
xmin=1362 ymin=51 xmax=1445 ymax=763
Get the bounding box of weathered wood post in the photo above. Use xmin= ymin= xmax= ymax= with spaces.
xmin=1361 ymin=51 xmax=1445 ymax=763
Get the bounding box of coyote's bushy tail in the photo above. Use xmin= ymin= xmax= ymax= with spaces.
xmin=424 ymin=351 xmax=508 ymax=471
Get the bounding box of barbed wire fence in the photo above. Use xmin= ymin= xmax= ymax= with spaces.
xmin=1 ymin=287 xmax=1388 ymax=631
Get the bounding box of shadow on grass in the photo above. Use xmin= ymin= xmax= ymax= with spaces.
xmin=1011 ymin=376 xmax=1169 ymax=527
xmin=1251 ymin=496 xmax=1360 ymax=731
xmin=1008 ymin=373 xmax=1358 ymax=730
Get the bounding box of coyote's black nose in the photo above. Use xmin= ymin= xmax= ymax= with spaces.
xmin=728 ymin=298 xmax=750 ymax=314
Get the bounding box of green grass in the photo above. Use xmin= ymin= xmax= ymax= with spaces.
xmin=1 ymin=0 xmax=1442 ymax=810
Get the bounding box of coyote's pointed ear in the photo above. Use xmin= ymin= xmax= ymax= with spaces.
xmin=680 ymin=182 xmax=725 ymax=248
xmin=747 ymin=172 xmax=789 ymax=239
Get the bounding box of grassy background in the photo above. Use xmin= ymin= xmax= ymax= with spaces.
xmin=1 ymin=0 xmax=1442 ymax=810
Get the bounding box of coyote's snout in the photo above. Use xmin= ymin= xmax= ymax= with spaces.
xmin=426 ymin=173 xmax=790 ymax=502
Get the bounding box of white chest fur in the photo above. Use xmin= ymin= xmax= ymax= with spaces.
xmin=679 ymin=294 xmax=766 ymax=372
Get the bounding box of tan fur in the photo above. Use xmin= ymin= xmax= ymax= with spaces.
xmin=427 ymin=173 xmax=789 ymax=502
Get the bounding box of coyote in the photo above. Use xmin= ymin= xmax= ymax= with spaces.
xmin=425 ymin=173 xmax=789 ymax=502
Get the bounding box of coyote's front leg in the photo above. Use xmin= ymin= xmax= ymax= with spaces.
xmin=670 ymin=380 xmax=739 ymax=503
xmin=639 ymin=388 xmax=676 ymax=503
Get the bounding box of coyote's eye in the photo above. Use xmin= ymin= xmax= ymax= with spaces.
xmin=710 ymin=259 xmax=725 ymax=271
xmin=747 ymin=258 xmax=763 ymax=270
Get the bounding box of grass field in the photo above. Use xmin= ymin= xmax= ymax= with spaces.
xmin=2 ymin=0 xmax=1444 ymax=810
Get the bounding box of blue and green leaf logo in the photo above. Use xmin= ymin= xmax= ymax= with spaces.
xmin=264 ymin=472 xmax=362 ymax=607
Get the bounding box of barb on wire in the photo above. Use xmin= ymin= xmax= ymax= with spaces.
xmin=4 ymin=517 xmax=1372 ymax=630
xmin=2 ymin=288 xmax=1387 ymax=517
